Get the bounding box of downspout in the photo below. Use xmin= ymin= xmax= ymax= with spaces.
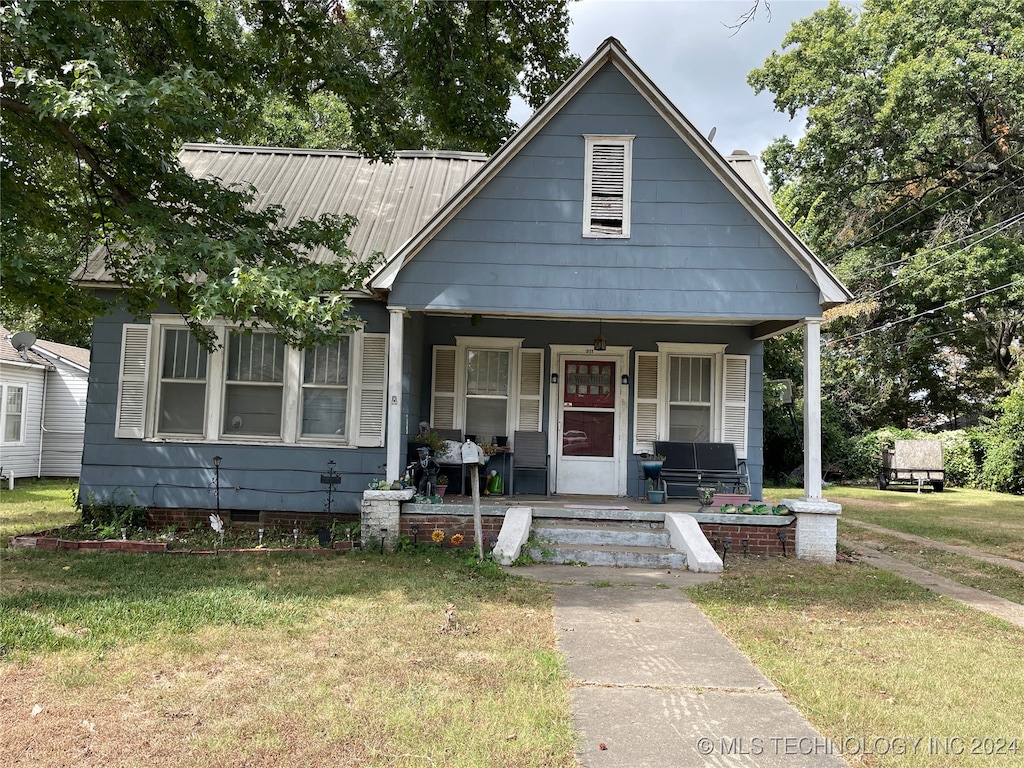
xmin=37 ymin=365 xmax=48 ymax=478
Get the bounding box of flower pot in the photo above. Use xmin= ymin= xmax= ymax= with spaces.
xmin=436 ymin=485 xmax=447 ymax=498
xmin=641 ymin=460 xmax=664 ymax=483
xmin=648 ymin=489 xmax=666 ymax=504
xmin=697 ymin=486 xmax=716 ymax=508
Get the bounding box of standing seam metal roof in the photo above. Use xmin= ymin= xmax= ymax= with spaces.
xmin=73 ymin=145 xmax=489 ymax=283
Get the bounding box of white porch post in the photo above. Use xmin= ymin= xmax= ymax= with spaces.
xmin=782 ymin=317 xmax=842 ymax=564
xmin=386 ymin=308 xmax=405 ymax=483
xmin=803 ymin=318 xmax=823 ymax=499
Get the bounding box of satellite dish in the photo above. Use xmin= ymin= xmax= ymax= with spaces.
xmin=10 ymin=331 xmax=37 ymax=351
xmin=707 ymin=126 xmax=717 ymax=143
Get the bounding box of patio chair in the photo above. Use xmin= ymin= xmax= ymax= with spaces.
xmin=512 ymin=430 xmax=549 ymax=496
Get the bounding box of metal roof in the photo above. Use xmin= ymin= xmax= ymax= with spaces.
xmin=74 ymin=145 xmax=488 ymax=284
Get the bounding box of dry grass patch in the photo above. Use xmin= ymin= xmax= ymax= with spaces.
xmin=687 ymin=556 xmax=1024 ymax=767
xmin=1 ymin=550 xmax=576 ymax=767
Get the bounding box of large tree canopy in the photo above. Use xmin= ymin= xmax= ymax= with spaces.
xmin=750 ymin=0 xmax=1023 ymax=429
xmin=1 ymin=0 xmax=579 ymax=348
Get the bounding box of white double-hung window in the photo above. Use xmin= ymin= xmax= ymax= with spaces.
xmin=632 ymin=343 xmax=750 ymax=457
xmin=429 ymin=337 xmax=545 ymax=441
xmin=583 ymin=135 xmax=634 ymax=237
xmin=115 ymin=319 xmax=386 ymax=446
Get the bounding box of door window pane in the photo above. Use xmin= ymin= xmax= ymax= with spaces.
xmin=562 ymin=411 xmax=614 ymax=457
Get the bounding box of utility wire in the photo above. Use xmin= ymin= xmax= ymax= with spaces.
xmin=845 ymin=191 xmax=1024 ymax=279
xmin=828 ymin=278 xmax=1024 ymax=345
xmin=857 ymin=212 xmax=1024 ymax=300
xmin=843 ymin=139 xmax=1024 ymax=253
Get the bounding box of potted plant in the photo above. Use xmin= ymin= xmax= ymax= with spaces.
xmin=647 ymin=478 xmax=666 ymax=504
xmin=697 ymin=486 xmax=716 ymax=508
xmin=436 ymin=474 xmax=449 ymax=497
xmin=641 ymin=453 xmax=665 ymax=485
xmin=412 ymin=428 xmax=451 ymax=461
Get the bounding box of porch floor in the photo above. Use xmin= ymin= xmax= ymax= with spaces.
xmin=436 ymin=492 xmax=704 ymax=515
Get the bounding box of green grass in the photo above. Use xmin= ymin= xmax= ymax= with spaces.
xmin=0 ymin=478 xmax=79 ymax=546
xmin=838 ymin=521 xmax=1024 ymax=604
xmin=765 ymin=485 xmax=1024 ymax=561
xmin=686 ymin=556 xmax=1024 ymax=767
xmin=0 ymin=548 xmax=576 ymax=767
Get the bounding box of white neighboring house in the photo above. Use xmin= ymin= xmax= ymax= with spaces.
xmin=0 ymin=327 xmax=90 ymax=484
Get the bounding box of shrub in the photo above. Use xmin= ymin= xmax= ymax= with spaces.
xmin=977 ymin=376 xmax=1024 ymax=495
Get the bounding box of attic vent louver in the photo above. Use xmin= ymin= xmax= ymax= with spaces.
xmin=584 ymin=135 xmax=633 ymax=238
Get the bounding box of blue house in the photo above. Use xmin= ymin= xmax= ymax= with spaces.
xmin=75 ymin=38 xmax=849 ymax=535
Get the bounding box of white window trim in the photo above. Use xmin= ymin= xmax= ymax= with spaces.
xmin=452 ymin=336 xmax=524 ymax=438
xmin=583 ymin=134 xmax=634 ymax=239
xmin=1 ymin=383 xmax=26 ymax=445
xmin=656 ymin=343 xmax=728 ymax=443
xmin=144 ymin=317 xmax=364 ymax=446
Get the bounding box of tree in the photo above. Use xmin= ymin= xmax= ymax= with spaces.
xmin=749 ymin=0 xmax=1023 ymax=429
xmin=1 ymin=0 xmax=579 ymax=348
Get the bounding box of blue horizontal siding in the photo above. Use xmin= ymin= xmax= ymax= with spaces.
xmin=389 ymin=64 xmax=823 ymax=320
xmin=79 ymin=295 xmax=391 ymax=515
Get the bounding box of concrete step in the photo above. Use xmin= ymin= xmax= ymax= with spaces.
xmin=533 ymin=521 xmax=671 ymax=548
xmin=527 ymin=541 xmax=686 ymax=569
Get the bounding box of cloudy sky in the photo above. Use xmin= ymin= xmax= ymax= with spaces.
xmin=512 ymin=0 xmax=837 ymax=157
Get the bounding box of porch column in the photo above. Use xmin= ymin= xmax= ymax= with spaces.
xmin=781 ymin=317 xmax=841 ymax=564
xmin=803 ymin=318 xmax=823 ymax=499
xmin=386 ymin=308 xmax=405 ymax=483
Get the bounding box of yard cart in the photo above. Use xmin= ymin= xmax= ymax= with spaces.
xmin=877 ymin=439 xmax=945 ymax=492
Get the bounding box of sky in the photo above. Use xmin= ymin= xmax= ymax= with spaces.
xmin=511 ymin=0 xmax=837 ymax=158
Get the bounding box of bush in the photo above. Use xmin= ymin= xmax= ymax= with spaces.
xmin=937 ymin=429 xmax=983 ymax=488
xmin=977 ymin=376 xmax=1024 ymax=495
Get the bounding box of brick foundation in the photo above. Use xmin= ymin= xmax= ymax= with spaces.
xmin=698 ymin=521 xmax=796 ymax=556
xmin=399 ymin=512 xmax=506 ymax=547
xmin=146 ymin=507 xmax=358 ymax=532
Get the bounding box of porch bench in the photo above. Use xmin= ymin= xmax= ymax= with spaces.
xmin=654 ymin=441 xmax=749 ymax=499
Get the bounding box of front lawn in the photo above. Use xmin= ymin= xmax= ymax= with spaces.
xmin=765 ymin=485 xmax=1024 ymax=561
xmin=0 ymin=548 xmax=577 ymax=768
xmin=0 ymin=478 xmax=79 ymax=546
xmin=687 ymin=556 xmax=1024 ymax=767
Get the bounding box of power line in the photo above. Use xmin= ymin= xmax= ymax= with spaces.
xmin=858 ymin=212 xmax=1024 ymax=300
xmin=827 ymin=278 xmax=1024 ymax=345
xmin=845 ymin=186 xmax=1024 ymax=279
xmin=843 ymin=139 xmax=1024 ymax=253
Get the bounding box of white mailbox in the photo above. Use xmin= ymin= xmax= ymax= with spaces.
xmin=461 ymin=440 xmax=483 ymax=465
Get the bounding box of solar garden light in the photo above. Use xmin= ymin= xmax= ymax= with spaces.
xmin=777 ymin=529 xmax=789 ymax=557
xmin=292 ymin=527 xmax=299 ymax=546
xmin=721 ymin=537 xmax=732 ymax=564
xmin=380 ymin=527 xmax=387 ymax=554
xmin=258 ymin=528 xmax=264 ymax=547
xmin=411 ymin=523 xmax=420 ymax=544
xmin=741 ymin=538 xmax=749 ymax=557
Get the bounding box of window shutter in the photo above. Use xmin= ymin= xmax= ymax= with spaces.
xmin=723 ymin=355 xmax=749 ymax=458
xmin=115 ymin=324 xmax=151 ymax=439
xmin=633 ymin=352 xmax=659 ymax=453
xmin=431 ymin=346 xmax=457 ymax=429
xmin=354 ymin=333 xmax=388 ymax=446
xmin=517 ymin=349 xmax=543 ymax=432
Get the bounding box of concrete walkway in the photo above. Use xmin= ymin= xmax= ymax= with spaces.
xmin=842 ymin=518 xmax=1024 ymax=575
xmin=850 ymin=545 xmax=1024 ymax=628
xmin=512 ymin=565 xmax=847 ymax=767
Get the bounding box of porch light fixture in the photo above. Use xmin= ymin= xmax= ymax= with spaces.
xmin=621 ymin=373 xmax=629 ymax=386
xmin=550 ymin=372 xmax=559 ymax=384
xmin=593 ymin=320 xmax=607 ymax=351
